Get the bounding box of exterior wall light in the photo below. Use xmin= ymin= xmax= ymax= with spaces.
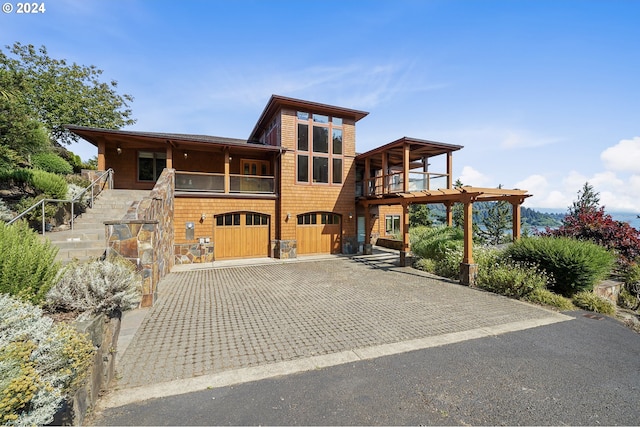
xmin=116 ymin=146 xmax=122 ymax=155
xmin=184 ymin=151 xmax=188 ymax=159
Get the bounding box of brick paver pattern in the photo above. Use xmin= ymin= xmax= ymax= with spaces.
xmin=117 ymin=255 xmax=556 ymax=388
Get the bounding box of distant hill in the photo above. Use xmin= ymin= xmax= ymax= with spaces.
xmin=425 ymin=203 xmax=564 ymax=229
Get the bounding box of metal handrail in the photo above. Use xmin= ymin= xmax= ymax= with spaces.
xmin=8 ymin=168 xmax=114 ymax=235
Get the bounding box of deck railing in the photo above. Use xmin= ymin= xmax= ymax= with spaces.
xmin=357 ymin=171 xmax=449 ymax=197
xmin=175 ymin=171 xmax=275 ymax=194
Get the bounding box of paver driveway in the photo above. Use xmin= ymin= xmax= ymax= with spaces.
xmin=115 ymin=252 xmax=569 ymax=390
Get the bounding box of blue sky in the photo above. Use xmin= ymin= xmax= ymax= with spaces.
xmin=2 ymin=0 xmax=639 ymax=211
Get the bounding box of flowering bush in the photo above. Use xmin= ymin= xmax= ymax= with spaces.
xmin=46 ymin=256 xmax=142 ymax=318
xmin=0 ymin=294 xmax=94 ymax=426
xmin=542 ymin=207 xmax=640 ymax=267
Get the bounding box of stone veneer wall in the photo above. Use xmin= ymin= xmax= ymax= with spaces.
xmin=53 ymin=314 xmax=120 ymax=425
xmin=105 ymin=169 xmax=175 ymax=307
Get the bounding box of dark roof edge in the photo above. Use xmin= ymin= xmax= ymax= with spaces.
xmin=356 ymin=136 xmax=463 ymax=159
xmin=65 ymin=125 xmax=282 ymax=151
xmin=249 ymin=95 xmax=370 ymax=140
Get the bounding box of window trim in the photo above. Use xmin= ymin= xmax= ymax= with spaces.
xmin=385 ymin=214 xmax=401 ymax=236
xmin=137 ymin=151 xmax=166 ymax=182
xmin=295 ymin=111 xmax=344 ymax=186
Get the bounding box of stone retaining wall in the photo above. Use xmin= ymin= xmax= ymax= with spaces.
xmin=52 ymin=314 xmax=120 ymax=426
xmin=105 ymin=169 xmax=175 ymax=306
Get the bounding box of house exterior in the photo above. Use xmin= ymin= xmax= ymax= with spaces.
xmin=67 ymin=95 xmax=530 ymax=304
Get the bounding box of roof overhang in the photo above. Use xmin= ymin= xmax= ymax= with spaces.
xmin=356 ymin=137 xmax=463 ymax=168
xmin=65 ymin=125 xmax=283 ymax=153
xmin=249 ymin=94 xmax=369 ymax=141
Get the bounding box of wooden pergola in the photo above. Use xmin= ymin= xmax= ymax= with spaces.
xmin=361 ymin=187 xmax=530 ymax=262
xmin=356 ymin=137 xmax=531 ymax=285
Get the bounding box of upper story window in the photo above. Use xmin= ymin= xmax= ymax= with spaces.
xmin=296 ymin=111 xmax=344 ymax=185
xmin=138 ymin=151 xmax=166 ymax=182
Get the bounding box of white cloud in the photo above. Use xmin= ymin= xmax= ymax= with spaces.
xmin=601 ymin=137 xmax=640 ymax=172
xmin=514 ymin=174 xmax=548 ymax=193
xmin=458 ymin=166 xmax=492 ymax=187
xmin=500 ymin=130 xmax=563 ymax=149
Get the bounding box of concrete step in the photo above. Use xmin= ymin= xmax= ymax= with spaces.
xmin=45 ymin=189 xmax=150 ymax=264
xmin=44 ymin=231 xmax=102 ymax=242
xmin=53 ymin=239 xmax=106 ymax=250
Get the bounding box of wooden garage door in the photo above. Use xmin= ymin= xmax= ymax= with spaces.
xmin=297 ymin=213 xmax=341 ymax=255
xmin=214 ymin=212 xmax=270 ymax=259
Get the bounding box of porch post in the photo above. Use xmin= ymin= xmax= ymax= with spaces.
xmin=460 ymin=195 xmax=477 ymax=286
xmin=364 ymin=157 xmax=371 ymax=196
xmin=446 ymin=152 xmax=453 ymax=189
xmin=97 ymin=141 xmax=106 ymax=171
xmin=399 ymin=202 xmax=412 ymax=266
xmin=381 ymin=152 xmax=388 ymax=194
xmin=402 ymin=142 xmax=410 ymax=192
xmin=224 ymin=147 xmax=230 ymax=194
xmin=166 ymin=144 xmax=173 ymax=169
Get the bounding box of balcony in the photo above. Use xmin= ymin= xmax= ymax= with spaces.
xmin=176 ymin=171 xmax=275 ymax=195
xmin=357 ymin=171 xmax=449 ymax=197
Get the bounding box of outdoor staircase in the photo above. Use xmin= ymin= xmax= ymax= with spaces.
xmin=45 ymin=189 xmax=150 ymax=263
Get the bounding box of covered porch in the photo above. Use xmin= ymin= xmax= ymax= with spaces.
xmin=65 ymin=125 xmax=282 ymax=194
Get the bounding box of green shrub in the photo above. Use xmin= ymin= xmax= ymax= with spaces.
xmin=0 ymin=294 xmax=94 ymax=426
xmin=525 ymin=288 xmax=576 ymax=311
xmin=504 ymin=237 xmax=615 ymax=297
xmin=0 ymin=221 xmax=60 ymax=304
xmin=414 ymin=257 xmax=436 ymax=273
xmin=411 ymin=226 xmax=464 ymax=261
xmin=29 ymin=169 xmax=68 ymax=199
xmin=476 ymin=261 xmax=549 ymax=298
xmin=30 ymin=152 xmax=73 ymax=175
xmin=572 ymin=291 xmax=616 ymax=315
xmin=0 ymin=168 xmax=33 ymax=184
xmin=46 ymin=255 xmax=142 ymax=318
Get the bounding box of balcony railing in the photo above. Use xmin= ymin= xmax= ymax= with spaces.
xmin=357 ymin=171 xmax=449 ymax=197
xmin=175 ymin=171 xmax=275 ymax=195
xmin=230 ymin=174 xmax=275 ymax=194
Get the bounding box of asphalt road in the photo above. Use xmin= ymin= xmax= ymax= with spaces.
xmin=94 ymin=311 xmax=640 ymax=426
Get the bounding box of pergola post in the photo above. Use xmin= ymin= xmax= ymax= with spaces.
xmin=460 ymin=195 xmax=478 ymax=286
xmin=511 ymin=200 xmax=522 ymax=241
xmin=444 ymin=201 xmax=453 ymax=227
xmin=399 ymin=202 xmax=412 ymax=266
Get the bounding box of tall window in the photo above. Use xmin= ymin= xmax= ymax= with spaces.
xmin=296 ymin=111 xmax=344 ymax=185
xmin=138 ymin=151 xmax=166 ymax=181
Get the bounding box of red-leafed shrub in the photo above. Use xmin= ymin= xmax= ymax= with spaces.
xmin=540 ymin=207 xmax=640 ymax=267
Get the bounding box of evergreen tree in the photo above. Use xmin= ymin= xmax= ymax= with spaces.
xmin=568 ymin=182 xmax=600 ymax=219
xmin=409 ymin=204 xmax=432 ymax=227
